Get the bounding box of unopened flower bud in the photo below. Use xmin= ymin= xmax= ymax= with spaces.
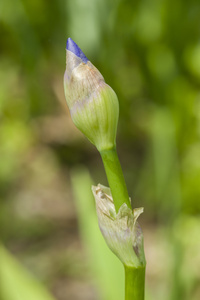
xmin=64 ymin=38 xmax=119 ymax=151
xmin=92 ymin=184 xmax=146 ymax=268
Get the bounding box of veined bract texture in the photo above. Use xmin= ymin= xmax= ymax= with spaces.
xmin=64 ymin=38 xmax=119 ymax=152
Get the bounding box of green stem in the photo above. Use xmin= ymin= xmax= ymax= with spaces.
xmin=124 ymin=266 xmax=145 ymax=300
xmin=100 ymin=147 xmax=132 ymax=212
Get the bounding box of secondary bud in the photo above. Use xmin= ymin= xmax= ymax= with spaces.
xmin=64 ymin=38 xmax=119 ymax=151
xmin=92 ymin=184 xmax=146 ymax=268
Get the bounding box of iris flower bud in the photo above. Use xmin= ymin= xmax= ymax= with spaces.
xmin=64 ymin=38 xmax=119 ymax=152
xmin=92 ymin=184 xmax=146 ymax=268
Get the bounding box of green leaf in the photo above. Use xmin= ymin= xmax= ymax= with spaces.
xmin=71 ymin=167 xmax=124 ymax=300
xmin=0 ymin=244 xmax=56 ymax=300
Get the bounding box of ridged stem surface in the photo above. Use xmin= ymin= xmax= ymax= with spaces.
xmin=124 ymin=266 xmax=145 ymax=300
xmin=100 ymin=147 xmax=132 ymax=212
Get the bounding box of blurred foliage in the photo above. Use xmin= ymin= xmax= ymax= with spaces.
xmin=0 ymin=244 xmax=56 ymax=300
xmin=0 ymin=0 xmax=200 ymax=299
xmin=71 ymin=167 xmax=124 ymax=300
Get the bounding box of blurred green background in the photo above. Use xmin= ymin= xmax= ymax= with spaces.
xmin=0 ymin=0 xmax=200 ymax=299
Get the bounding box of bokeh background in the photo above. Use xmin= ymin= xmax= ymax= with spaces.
xmin=0 ymin=0 xmax=200 ymax=299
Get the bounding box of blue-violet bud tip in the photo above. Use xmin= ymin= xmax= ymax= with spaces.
xmin=66 ymin=38 xmax=88 ymax=63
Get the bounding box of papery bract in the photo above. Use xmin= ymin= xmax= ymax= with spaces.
xmin=92 ymin=184 xmax=146 ymax=267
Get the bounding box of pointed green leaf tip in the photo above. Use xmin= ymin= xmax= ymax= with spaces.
xmin=64 ymin=39 xmax=119 ymax=152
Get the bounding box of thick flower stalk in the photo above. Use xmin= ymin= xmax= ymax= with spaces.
xmin=64 ymin=38 xmax=146 ymax=300
xmin=92 ymin=184 xmax=146 ymax=300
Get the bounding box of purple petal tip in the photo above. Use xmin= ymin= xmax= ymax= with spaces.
xmin=66 ymin=38 xmax=89 ymax=63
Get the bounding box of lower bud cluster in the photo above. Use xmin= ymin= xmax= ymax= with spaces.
xmin=92 ymin=184 xmax=146 ymax=268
